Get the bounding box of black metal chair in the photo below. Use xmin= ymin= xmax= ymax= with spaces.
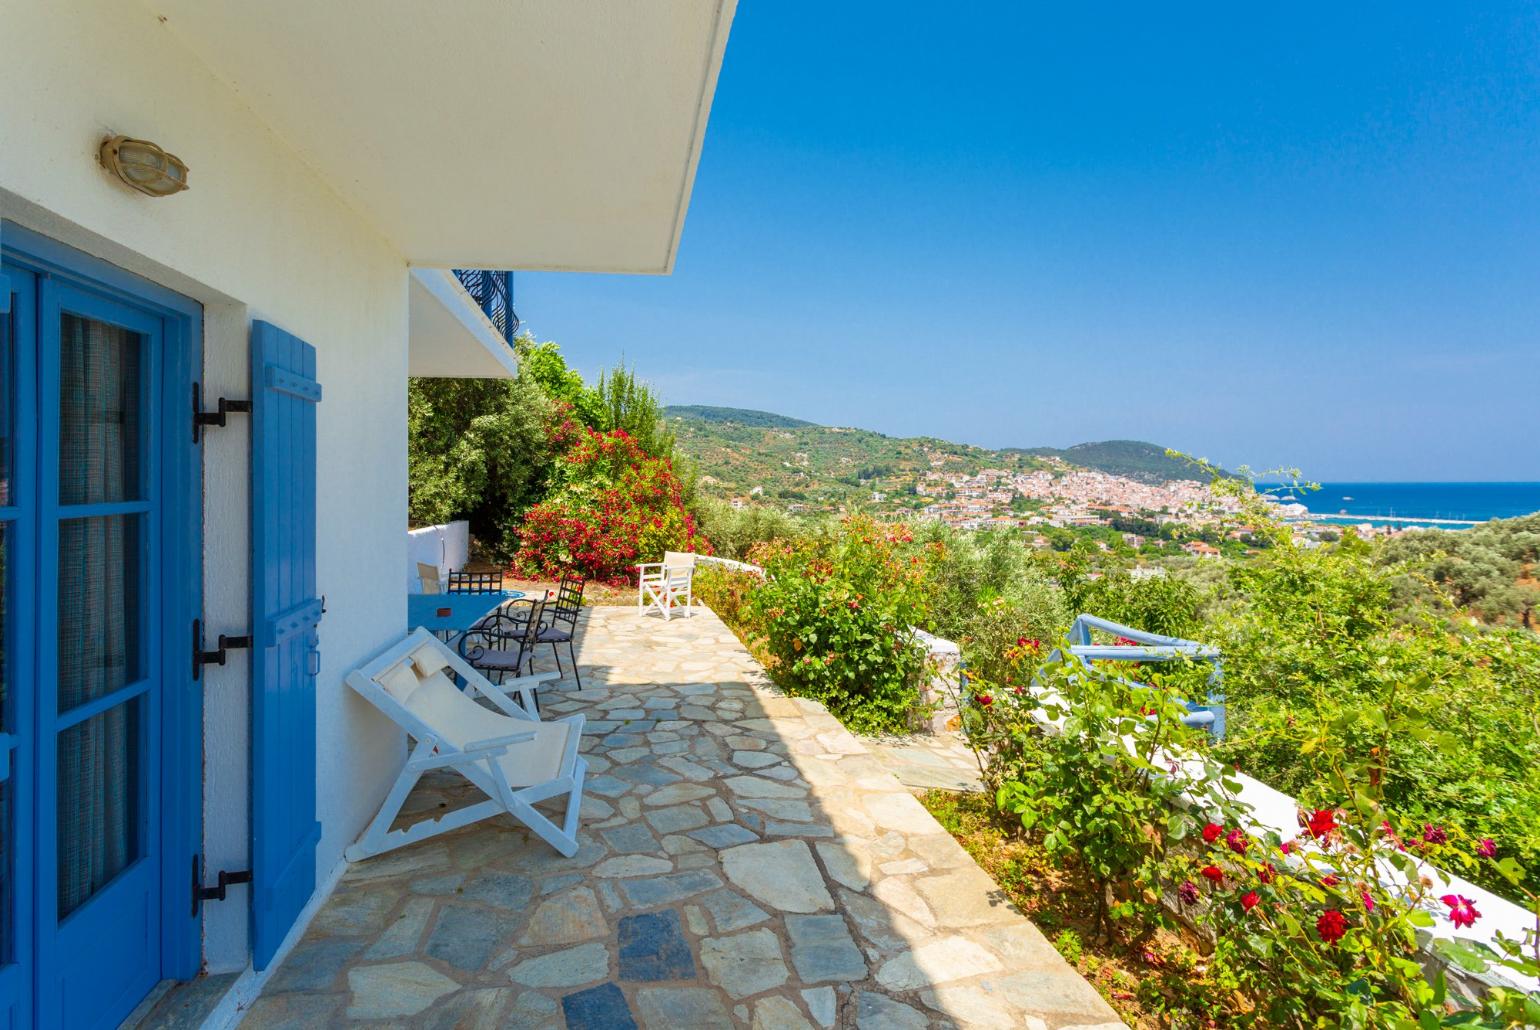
xmin=458 ymin=597 xmax=545 ymax=692
xmin=537 ymin=575 xmax=586 ymax=689
xmin=447 ymin=569 xmax=504 ymax=594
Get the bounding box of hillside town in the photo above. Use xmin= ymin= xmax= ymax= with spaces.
xmin=911 ymin=460 xmax=1432 ymax=549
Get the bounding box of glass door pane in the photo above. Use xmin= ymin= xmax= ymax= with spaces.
xmin=58 ymin=314 xmax=141 ymax=505
xmin=51 ymin=309 xmax=150 ymax=920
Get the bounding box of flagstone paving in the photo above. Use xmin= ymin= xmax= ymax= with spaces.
xmin=240 ymin=604 xmax=1120 ymax=1029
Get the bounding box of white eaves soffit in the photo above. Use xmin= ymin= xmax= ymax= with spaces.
xmin=409 ymin=270 xmax=519 ymax=379
xmin=143 ymin=1 xmax=736 ymax=274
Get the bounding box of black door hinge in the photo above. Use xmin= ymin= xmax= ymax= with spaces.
xmin=192 ymin=855 xmax=253 ymax=916
xmin=193 ymin=618 xmax=253 ymax=680
xmin=193 ymin=382 xmax=251 ymax=443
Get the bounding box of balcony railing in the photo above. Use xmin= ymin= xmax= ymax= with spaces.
xmin=451 ymin=269 xmax=519 ymax=346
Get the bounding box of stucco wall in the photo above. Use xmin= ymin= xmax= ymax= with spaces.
xmin=2 ymin=0 xmax=410 ymax=972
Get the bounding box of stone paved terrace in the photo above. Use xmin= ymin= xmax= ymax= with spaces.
xmin=240 ymin=605 xmax=1121 ymax=1029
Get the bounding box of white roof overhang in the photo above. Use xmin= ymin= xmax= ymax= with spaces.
xmin=143 ymin=0 xmax=736 ymax=275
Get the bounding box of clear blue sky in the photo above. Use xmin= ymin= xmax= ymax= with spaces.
xmin=516 ymin=3 xmax=1540 ymax=482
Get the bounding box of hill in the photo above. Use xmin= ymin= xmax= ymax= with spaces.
xmin=1011 ymin=440 xmax=1207 ymax=485
xmin=664 ymin=405 xmax=815 ymax=429
xmin=665 ymin=406 xmax=1212 ymax=511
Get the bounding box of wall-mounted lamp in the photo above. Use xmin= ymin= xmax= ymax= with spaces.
xmin=99 ymin=135 xmax=189 ymax=197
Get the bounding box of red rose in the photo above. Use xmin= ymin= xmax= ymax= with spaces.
xmin=1202 ymin=822 xmax=1224 ymax=844
xmin=1477 ymin=838 xmax=1497 ymax=859
xmin=1321 ymin=874 xmax=1341 ymax=888
xmin=1200 ymin=864 xmax=1224 ymax=885
xmin=1440 ymin=894 xmax=1479 ymax=929
xmin=1306 ymin=809 xmax=1337 ymax=841
xmin=974 ymin=694 xmax=993 ymax=708
xmin=1225 ymin=828 xmax=1250 ymax=855
xmin=1316 ymin=909 xmax=1348 ymax=944
xmin=1178 ymin=881 xmax=1200 ymax=905
xmin=1241 ymin=891 xmax=1260 ymax=912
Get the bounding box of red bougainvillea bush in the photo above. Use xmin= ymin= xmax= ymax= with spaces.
xmin=512 ymin=428 xmax=707 ymax=583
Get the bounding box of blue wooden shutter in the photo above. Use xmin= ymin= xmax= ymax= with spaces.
xmin=249 ymin=320 xmax=324 ymax=970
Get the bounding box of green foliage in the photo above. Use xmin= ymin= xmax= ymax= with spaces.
xmin=1380 ymin=514 xmax=1540 ymax=628
xmin=1203 ymin=503 xmax=1540 ymax=897
xmin=692 ymin=498 xmax=812 ymax=560
xmin=406 ymin=374 xmax=560 ymax=560
xmin=691 ymin=564 xmax=762 ymax=633
xmin=1067 ymin=567 xmax=1205 ymax=639
xmin=515 ymin=338 xmax=675 ymax=459
xmin=744 ymin=517 xmax=933 ymax=734
xmin=593 ymin=362 xmax=676 ymax=461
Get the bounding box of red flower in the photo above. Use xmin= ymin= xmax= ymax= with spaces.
xmin=1258 ymin=863 xmax=1275 ymax=885
xmin=1361 ymin=891 xmax=1375 ymax=912
xmin=1241 ymin=891 xmax=1260 ymax=912
xmin=1202 ymin=822 xmax=1224 ymax=844
xmin=1279 ymin=840 xmax=1295 ymax=856
xmin=1178 ymin=881 xmax=1200 ymax=904
xmin=1477 ymin=838 xmax=1497 ymax=859
xmin=1422 ymin=824 xmax=1448 ymax=846
xmin=1321 ymin=874 xmax=1341 ymax=888
xmin=1440 ymin=894 xmax=1480 ymax=929
xmin=1306 ymin=809 xmax=1337 ymax=841
xmin=1200 ymin=864 xmax=1224 ymax=885
xmin=974 ymin=694 xmax=994 ymax=708
xmin=1225 ymin=828 xmax=1250 ymax=855
xmin=1316 ymin=909 xmax=1348 ymax=944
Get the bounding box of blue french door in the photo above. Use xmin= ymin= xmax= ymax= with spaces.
xmin=0 ymin=228 xmax=202 ymax=1030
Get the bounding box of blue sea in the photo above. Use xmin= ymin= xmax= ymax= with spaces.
xmin=1267 ymin=482 xmax=1540 ymax=528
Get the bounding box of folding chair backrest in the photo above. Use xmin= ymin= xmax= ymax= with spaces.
xmin=662 ymin=550 xmax=697 ymax=572
xmin=351 ymin=630 xmax=537 ymax=748
xmin=417 ymin=562 xmax=442 ymax=594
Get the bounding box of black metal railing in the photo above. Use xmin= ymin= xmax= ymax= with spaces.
xmin=451 ymin=269 xmax=520 ymax=345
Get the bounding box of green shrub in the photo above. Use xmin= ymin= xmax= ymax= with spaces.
xmin=745 ymin=517 xmax=932 ymax=734
xmin=694 ymin=499 xmax=812 ymax=560
xmin=692 ymin=564 xmax=763 ymax=633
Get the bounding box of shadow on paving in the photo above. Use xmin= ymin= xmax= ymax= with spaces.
xmin=240 ymin=605 xmax=1122 ymax=1029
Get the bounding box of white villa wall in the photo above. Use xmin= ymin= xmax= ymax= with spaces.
xmin=2 ymin=0 xmax=410 ymax=972
xmin=407 ymin=521 xmax=471 ymax=592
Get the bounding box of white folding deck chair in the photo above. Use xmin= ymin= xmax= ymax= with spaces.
xmin=637 ymin=550 xmax=697 ymax=620
xmin=344 ymin=628 xmax=587 ymax=860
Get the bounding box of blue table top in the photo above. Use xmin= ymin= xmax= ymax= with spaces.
xmin=407 ymin=590 xmax=526 ymax=633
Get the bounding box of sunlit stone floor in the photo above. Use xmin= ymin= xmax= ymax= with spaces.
xmin=240 ymin=605 xmax=1120 ymax=1029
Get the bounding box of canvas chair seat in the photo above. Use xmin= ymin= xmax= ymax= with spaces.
xmin=345 ymin=628 xmax=587 ymax=860
xmin=394 ymin=668 xmax=572 ymax=788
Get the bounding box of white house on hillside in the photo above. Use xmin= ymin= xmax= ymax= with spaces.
xmin=0 ymin=2 xmax=735 ymax=1025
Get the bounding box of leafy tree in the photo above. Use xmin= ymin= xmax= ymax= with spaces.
xmin=406 ymin=374 xmax=560 ymax=560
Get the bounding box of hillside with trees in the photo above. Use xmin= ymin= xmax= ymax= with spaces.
xmin=665 ymin=405 xmax=1209 ymax=511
